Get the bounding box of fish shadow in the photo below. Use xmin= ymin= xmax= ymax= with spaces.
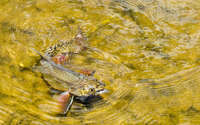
xmin=74 ymin=94 xmax=103 ymax=107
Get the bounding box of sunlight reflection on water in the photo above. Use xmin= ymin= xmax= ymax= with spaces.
xmin=0 ymin=0 xmax=200 ymax=124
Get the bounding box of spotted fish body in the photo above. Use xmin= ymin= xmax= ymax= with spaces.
xmin=35 ymin=49 xmax=105 ymax=97
xmin=34 ymin=28 xmax=106 ymax=97
xmin=45 ymin=28 xmax=87 ymax=58
xmin=33 ymin=29 xmax=107 ymax=115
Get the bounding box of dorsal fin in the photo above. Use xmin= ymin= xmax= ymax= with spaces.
xmin=32 ymin=48 xmax=51 ymax=61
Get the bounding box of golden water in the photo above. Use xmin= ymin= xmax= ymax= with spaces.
xmin=0 ymin=0 xmax=200 ymax=124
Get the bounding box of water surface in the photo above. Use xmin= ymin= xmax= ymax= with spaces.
xmin=0 ymin=0 xmax=200 ymax=124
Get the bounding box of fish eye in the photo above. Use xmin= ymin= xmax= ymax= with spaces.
xmin=89 ymin=88 xmax=95 ymax=92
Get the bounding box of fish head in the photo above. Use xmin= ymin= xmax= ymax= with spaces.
xmin=72 ymin=80 xmax=107 ymax=97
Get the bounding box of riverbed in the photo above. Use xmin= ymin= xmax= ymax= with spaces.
xmin=0 ymin=0 xmax=200 ymax=124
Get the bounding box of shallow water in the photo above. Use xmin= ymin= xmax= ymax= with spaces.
xmin=0 ymin=0 xmax=200 ymax=124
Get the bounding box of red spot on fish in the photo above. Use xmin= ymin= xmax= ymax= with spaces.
xmin=52 ymin=54 xmax=68 ymax=64
xmin=80 ymin=69 xmax=95 ymax=76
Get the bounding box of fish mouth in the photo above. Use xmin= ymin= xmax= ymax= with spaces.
xmin=95 ymin=89 xmax=109 ymax=95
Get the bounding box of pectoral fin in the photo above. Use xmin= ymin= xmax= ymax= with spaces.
xmin=58 ymin=92 xmax=74 ymax=115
